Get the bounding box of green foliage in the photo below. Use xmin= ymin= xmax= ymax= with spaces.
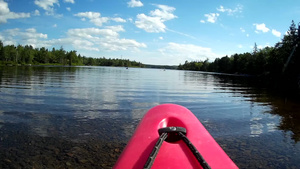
xmin=0 ymin=41 xmax=144 ymax=68
xmin=178 ymin=20 xmax=300 ymax=89
xmin=179 ymin=21 xmax=299 ymax=76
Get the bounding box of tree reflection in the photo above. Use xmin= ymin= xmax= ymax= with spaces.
xmin=214 ymin=74 xmax=300 ymax=142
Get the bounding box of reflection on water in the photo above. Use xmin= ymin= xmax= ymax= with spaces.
xmin=0 ymin=66 xmax=300 ymax=168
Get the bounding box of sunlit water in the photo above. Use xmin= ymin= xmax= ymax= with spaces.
xmin=0 ymin=66 xmax=300 ymax=168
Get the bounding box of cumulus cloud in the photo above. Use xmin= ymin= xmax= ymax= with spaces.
xmin=75 ymin=12 xmax=109 ymax=26
xmin=33 ymin=9 xmax=40 ymax=16
xmin=217 ymin=5 xmax=243 ymax=15
xmin=34 ymin=0 xmax=59 ymax=15
xmin=75 ymin=12 xmax=126 ymax=26
xmin=253 ymin=23 xmax=281 ymax=37
xmin=66 ymin=27 xmax=146 ymax=51
xmin=150 ymin=5 xmax=177 ymax=21
xmin=111 ymin=17 xmax=126 ymax=23
xmin=127 ymin=0 xmax=143 ymax=8
xmin=253 ymin=23 xmax=270 ymax=33
xmin=67 ymin=27 xmax=120 ymax=39
xmin=204 ymin=13 xmax=219 ymax=23
xmin=135 ymin=4 xmax=177 ymax=32
xmin=0 ymin=28 xmax=48 ymax=47
xmin=0 ymin=0 xmax=30 ymax=23
xmin=135 ymin=14 xmax=166 ymax=33
xmin=0 ymin=26 xmax=146 ymax=52
xmin=201 ymin=4 xmax=242 ymax=24
xmin=158 ymin=43 xmax=219 ymax=64
xmin=272 ymin=29 xmax=281 ymax=37
xmin=24 ymin=28 xmax=48 ymax=39
xmin=64 ymin=0 xmax=75 ymax=4
xmin=100 ymin=38 xmax=147 ymax=51
xmin=105 ymin=25 xmax=125 ymax=32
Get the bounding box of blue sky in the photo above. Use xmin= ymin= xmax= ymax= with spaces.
xmin=0 ymin=0 xmax=299 ymax=65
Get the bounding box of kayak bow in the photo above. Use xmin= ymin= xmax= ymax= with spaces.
xmin=114 ymin=104 xmax=238 ymax=169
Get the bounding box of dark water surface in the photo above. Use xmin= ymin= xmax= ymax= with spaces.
xmin=0 ymin=66 xmax=300 ymax=169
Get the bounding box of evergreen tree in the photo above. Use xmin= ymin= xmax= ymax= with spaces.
xmin=0 ymin=40 xmax=3 ymax=61
xmin=253 ymin=42 xmax=258 ymax=55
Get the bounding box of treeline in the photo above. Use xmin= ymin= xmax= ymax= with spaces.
xmin=178 ymin=21 xmax=300 ymax=80
xmin=0 ymin=43 xmax=144 ymax=67
xmin=144 ymin=64 xmax=178 ymax=69
xmin=178 ymin=46 xmax=274 ymax=75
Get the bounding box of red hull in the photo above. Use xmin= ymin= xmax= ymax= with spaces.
xmin=114 ymin=104 xmax=238 ymax=169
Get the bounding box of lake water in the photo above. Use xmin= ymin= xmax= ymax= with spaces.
xmin=0 ymin=66 xmax=300 ymax=168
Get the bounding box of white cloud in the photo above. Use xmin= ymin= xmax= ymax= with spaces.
xmin=0 ymin=28 xmax=48 ymax=48
xmin=159 ymin=36 xmax=163 ymax=40
xmin=135 ymin=4 xmax=177 ymax=33
xmin=105 ymin=25 xmax=125 ymax=32
xmin=135 ymin=13 xmax=166 ymax=33
xmin=0 ymin=0 xmax=30 ymax=23
xmin=0 ymin=26 xmax=146 ymax=52
xmin=216 ymin=6 xmax=226 ymax=13
xmin=272 ymin=29 xmax=281 ymax=37
xmin=66 ymin=27 xmax=146 ymax=51
xmin=111 ymin=17 xmax=126 ymax=23
xmin=0 ymin=0 xmax=10 ymax=14
xmin=74 ymin=12 xmax=109 ymax=27
xmin=72 ymin=39 xmax=99 ymax=51
xmin=24 ymin=28 xmax=48 ymax=39
xmin=64 ymin=0 xmax=75 ymax=4
xmin=66 ymin=7 xmax=71 ymax=11
xmin=127 ymin=0 xmax=143 ymax=8
xmin=75 ymin=12 xmax=126 ymax=26
xmin=240 ymin=27 xmax=249 ymax=37
xmin=201 ymin=4 xmax=242 ymax=24
xmin=100 ymin=38 xmax=146 ymax=51
xmin=67 ymin=27 xmax=120 ymax=39
xmin=238 ymin=44 xmax=243 ymax=48
xmin=204 ymin=13 xmax=219 ymax=23
xmin=53 ymin=24 xmax=57 ymax=27
xmin=150 ymin=5 xmax=177 ymax=21
xmin=34 ymin=0 xmax=59 ymax=14
xmin=253 ymin=23 xmax=270 ymax=33
xmin=217 ymin=5 xmax=243 ymax=15
xmin=158 ymin=43 xmax=219 ymax=64
xmin=33 ymin=9 xmax=40 ymax=16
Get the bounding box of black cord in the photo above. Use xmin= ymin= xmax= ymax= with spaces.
xmin=144 ymin=127 xmax=211 ymax=169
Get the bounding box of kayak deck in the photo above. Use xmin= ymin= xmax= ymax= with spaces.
xmin=114 ymin=104 xmax=238 ymax=169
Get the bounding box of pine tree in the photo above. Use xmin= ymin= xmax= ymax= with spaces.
xmin=253 ymin=42 xmax=258 ymax=55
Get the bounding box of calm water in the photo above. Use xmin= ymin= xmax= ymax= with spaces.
xmin=0 ymin=66 xmax=300 ymax=169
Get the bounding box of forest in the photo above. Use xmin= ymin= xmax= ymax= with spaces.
xmin=0 ymin=44 xmax=144 ymax=68
xmin=1 ymin=21 xmax=299 ymax=90
xmin=178 ymin=21 xmax=300 ymax=90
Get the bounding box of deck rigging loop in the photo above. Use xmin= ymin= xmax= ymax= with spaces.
xmin=144 ymin=126 xmax=211 ymax=169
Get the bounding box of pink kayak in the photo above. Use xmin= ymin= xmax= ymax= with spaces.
xmin=114 ymin=104 xmax=238 ymax=169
